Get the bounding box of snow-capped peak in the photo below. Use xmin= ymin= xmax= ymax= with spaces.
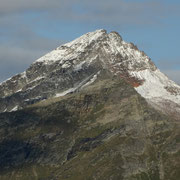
xmin=0 ymin=29 xmax=180 ymax=118
xmin=64 ymin=29 xmax=107 ymax=48
xmin=35 ymin=29 xmax=107 ymax=64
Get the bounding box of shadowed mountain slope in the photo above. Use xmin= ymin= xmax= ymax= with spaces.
xmin=0 ymin=72 xmax=179 ymax=180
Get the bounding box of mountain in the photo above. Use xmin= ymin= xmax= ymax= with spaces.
xmin=0 ymin=30 xmax=179 ymax=180
xmin=1 ymin=29 xmax=180 ymax=118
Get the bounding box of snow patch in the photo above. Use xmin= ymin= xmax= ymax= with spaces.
xmin=20 ymin=71 xmax=27 ymax=79
xmin=62 ymin=62 xmax=71 ymax=69
xmin=74 ymin=61 xmax=86 ymax=71
xmin=3 ymin=108 xmax=7 ymax=113
xmin=130 ymin=69 xmax=180 ymax=104
xmin=26 ymin=85 xmax=37 ymax=91
xmin=10 ymin=106 xmax=18 ymax=112
xmin=81 ymin=72 xmax=100 ymax=88
xmin=65 ymin=29 xmax=106 ymax=48
xmin=25 ymin=96 xmax=42 ymax=102
xmin=55 ymin=74 xmax=98 ymax=97
xmin=28 ymin=76 xmax=45 ymax=84
xmin=35 ymin=29 xmax=106 ymax=65
xmin=55 ymin=87 xmax=77 ymax=97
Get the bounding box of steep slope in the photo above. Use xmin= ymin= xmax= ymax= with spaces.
xmin=0 ymin=72 xmax=179 ymax=180
xmin=0 ymin=29 xmax=180 ymax=118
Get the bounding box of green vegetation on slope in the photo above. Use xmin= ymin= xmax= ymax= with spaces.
xmin=0 ymin=74 xmax=179 ymax=180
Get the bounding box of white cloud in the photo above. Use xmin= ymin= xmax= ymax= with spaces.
xmin=1 ymin=0 xmax=179 ymax=26
xmin=0 ymin=0 xmax=61 ymax=14
xmin=0 ymin=27 xmax=64 ymax=82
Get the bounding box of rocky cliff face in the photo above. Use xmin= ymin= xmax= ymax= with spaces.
xmin=1 ymin=29 xmax=180 ymax=118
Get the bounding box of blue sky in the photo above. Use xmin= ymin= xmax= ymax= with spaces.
xmin=0 ymin=0 xmax=180 ymax=84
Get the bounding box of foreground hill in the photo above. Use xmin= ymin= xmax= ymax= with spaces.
xmin=0 ymin=71 xmax=179 ymax=180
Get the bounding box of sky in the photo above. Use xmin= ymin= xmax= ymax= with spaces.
xmin=0 ymin=0 xmax=180 ymax=84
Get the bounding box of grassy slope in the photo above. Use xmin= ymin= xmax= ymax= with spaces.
xmin=0 ymin=74 xmax=179 ymax=180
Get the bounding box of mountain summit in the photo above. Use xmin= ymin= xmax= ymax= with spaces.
xmin=0 ymin=29 xmax=180 ymax=118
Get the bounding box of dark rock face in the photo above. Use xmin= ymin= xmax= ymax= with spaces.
xmin=0 ymin=140 xmax=42 ymax=170
xmin=0 ymin=74 xmax=179 ymax=180
xmin=0 ymin=61 xmax=102 ymax=112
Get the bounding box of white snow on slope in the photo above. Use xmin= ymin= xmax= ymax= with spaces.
xmin=65 ymin=29 xmax=106 ymax=48
xmin=74 ymin=61 xmax=86 ymax=71
xmin=55 ymin=87 xmax=77 ymax=97
xmin=130 ymin=69 xmax=180 ymax=104
xmin=35 ymin=48 xmax=77 ymax=64
xmin=35 ymin=29 xmax=106 ymax=65
xmin=81 ymin=72 xmax=100 ymax=89
xmin=10 ymin=106 xmax=18 ymax=112
xmin=3 ymin=108 xmax=7 ymax=113
xmin=55 ymin=72 xmax=99 ymax=97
